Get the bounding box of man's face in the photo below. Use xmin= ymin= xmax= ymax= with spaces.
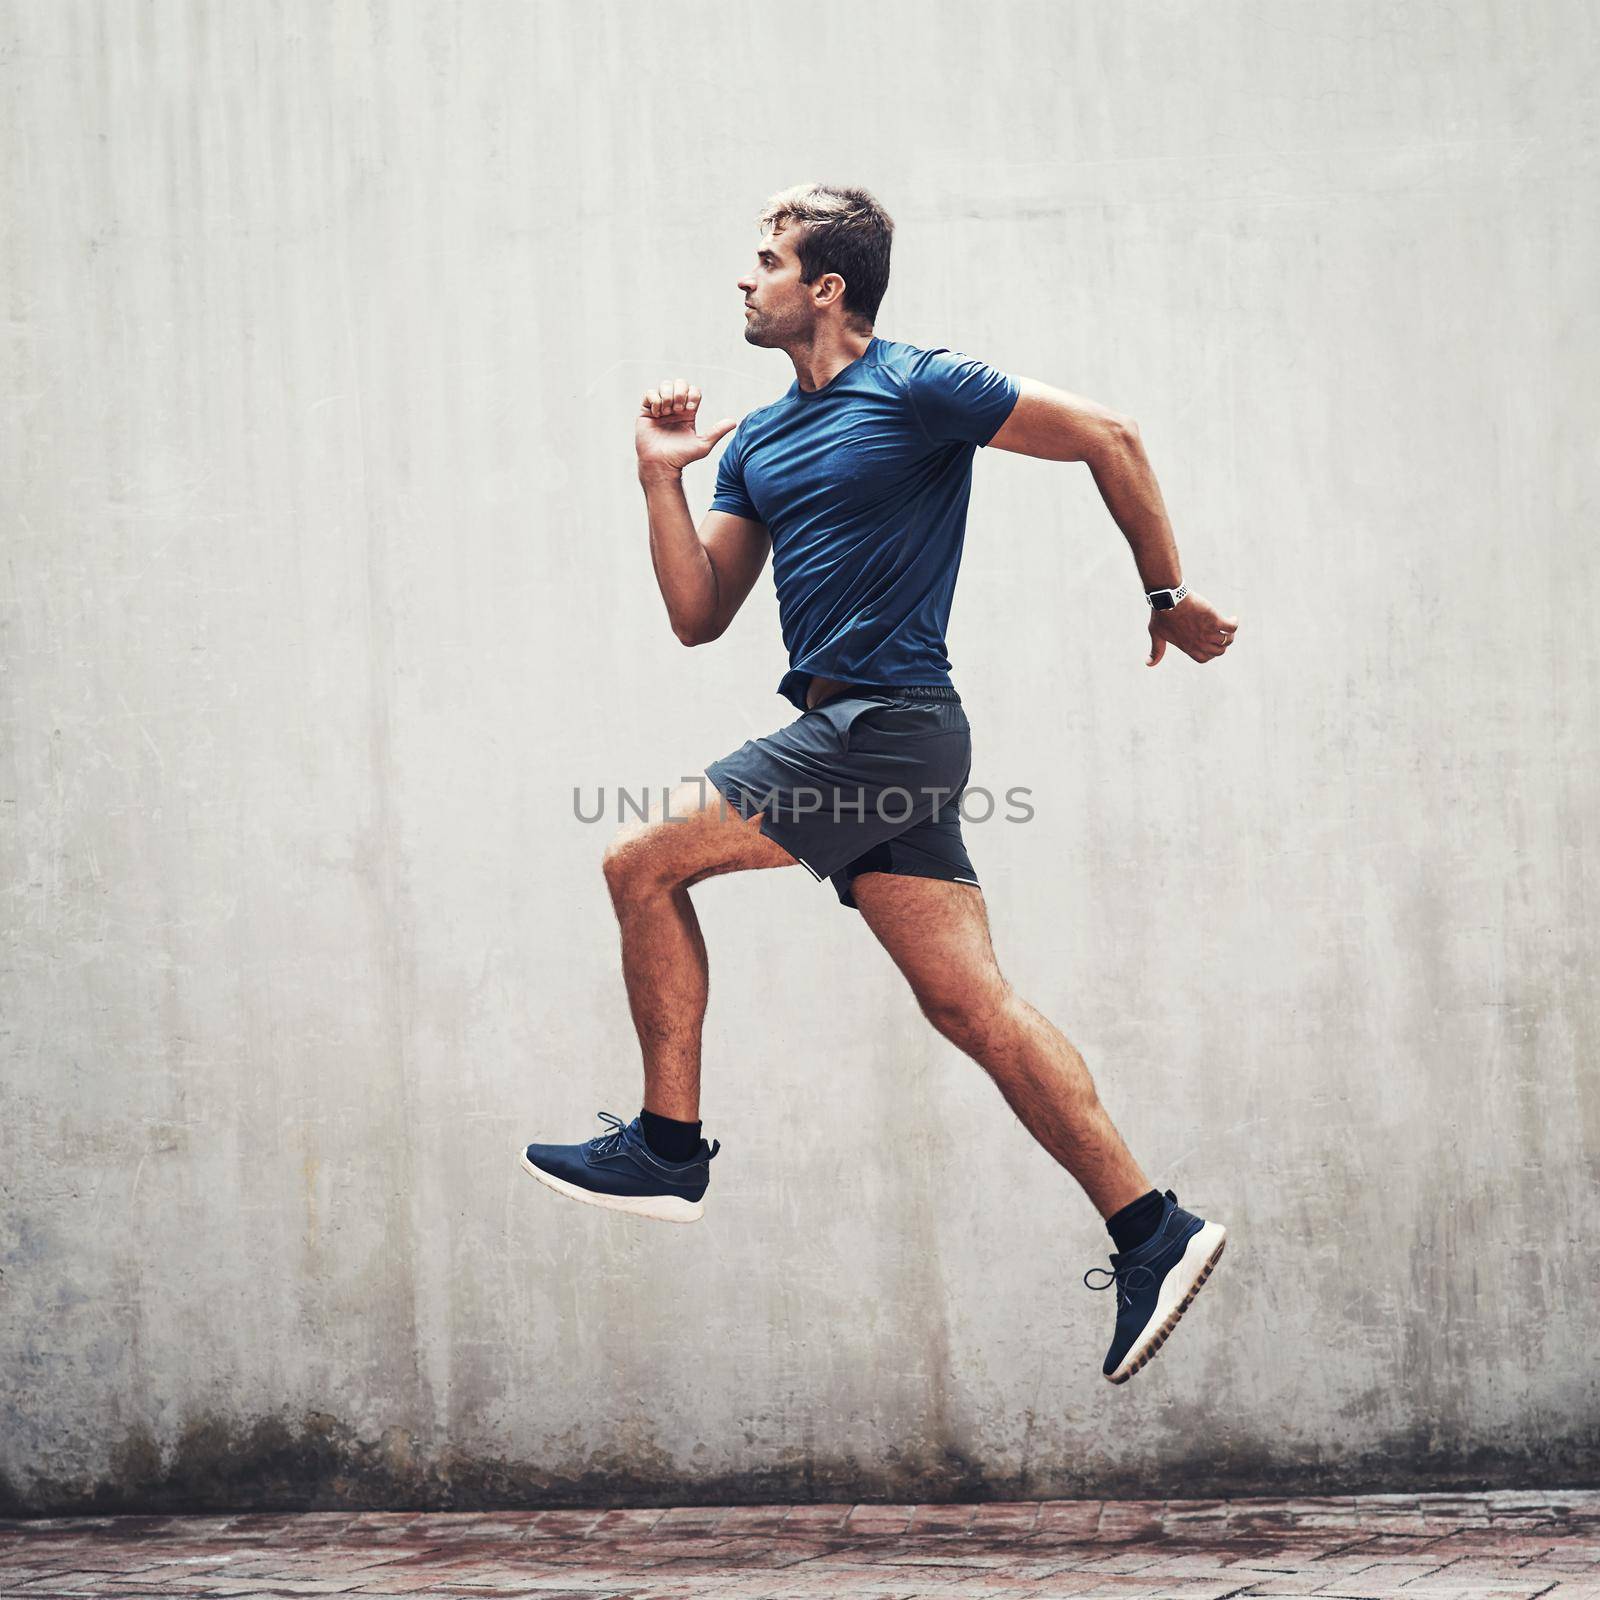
xmin=736 ymin=226 xmax=817 ymax=347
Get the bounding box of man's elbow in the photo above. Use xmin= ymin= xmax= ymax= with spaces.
xmin=673 ymin=618 xmax=725 ymax=648
xmin=1085 ymin=413 xmax=1141 ymax=468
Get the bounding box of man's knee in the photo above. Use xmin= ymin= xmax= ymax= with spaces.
xmin=917 ymin=978 xmax=1014 ymax=1055
xmin=601 ymin=820 xmax=664 ymax=900
xmin=602 ymin=784 xmax=714 ymax=899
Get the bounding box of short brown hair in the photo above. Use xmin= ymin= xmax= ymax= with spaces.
xmin=758 ymin=182 xmax=894 ymax=331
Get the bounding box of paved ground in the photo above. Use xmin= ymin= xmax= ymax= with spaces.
xmin=2 ymin=1491 xmax=1599 ymax=1599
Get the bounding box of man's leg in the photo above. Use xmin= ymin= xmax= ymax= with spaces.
xmin=849 ymin=868 xmax=1226 ymax=1385
xmin=848 ymin=871 xmax=1149 ymax=1219
xmin=602 ymin=776 xmax=798 ymax=1122
xmin=519 ymin=777 xmax=792 ymax=1222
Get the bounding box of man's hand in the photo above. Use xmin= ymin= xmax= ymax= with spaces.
xmin=636 ymin=378 xmax=736 ymax=479
xmin=1146 ymin=593 xmax=1240 ymax=666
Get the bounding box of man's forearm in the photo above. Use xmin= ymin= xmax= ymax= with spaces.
xmin=1087 ymin=426 xmax=1182 ymax=592
xmin=638 ymin=467 xmax=719 ymax=645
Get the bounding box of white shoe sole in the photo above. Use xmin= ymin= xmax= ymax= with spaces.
xmin=518 ymin=1149 xmax=706 ymax=1223
xmin=1106 ymin=1219 xmax=1227 ymax=1384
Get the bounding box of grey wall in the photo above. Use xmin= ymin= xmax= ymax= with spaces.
xmin=3 ymin=0 xmax=1596 ymax=1513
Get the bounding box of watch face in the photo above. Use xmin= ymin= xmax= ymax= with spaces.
xmin=1150 ymin=592 xmax=1173 ymax=609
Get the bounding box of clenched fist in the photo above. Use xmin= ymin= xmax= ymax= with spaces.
xmin=636 ymin=378 xmax=737 ymax=479
xmin=1146 ymin=593 xmax=1241 ymax=666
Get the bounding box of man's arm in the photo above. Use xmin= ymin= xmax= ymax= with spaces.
xmin=639 ymin=475 xmax=771 ymax=646
xmin=987 ymin=377 xmax=1240 ymax=666
xmin=636 ymin=379 xmax=771 ymax=647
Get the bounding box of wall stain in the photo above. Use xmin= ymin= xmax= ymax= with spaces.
xmin=0 ymin=1412 xmax=1595 ymax=1517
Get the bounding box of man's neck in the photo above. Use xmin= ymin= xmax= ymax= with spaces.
xmin=789 ymin=328 xmax=873 ymax=393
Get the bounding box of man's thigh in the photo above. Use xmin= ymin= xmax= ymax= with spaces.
xmin=849 ymin=871 xmax=1000 ymax=1010
xmin=606 ymin=774 xmax=801 ymax=891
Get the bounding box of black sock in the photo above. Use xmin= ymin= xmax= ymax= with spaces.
xmin=639 ymin=1108 xmax=702 ymax=1163
xmin=1106 ymin=1188 xmax=1166 ymax=1254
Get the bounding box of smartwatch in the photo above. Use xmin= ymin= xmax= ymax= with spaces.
xmin=1145 ymin=582 xmax=1188 ymax=611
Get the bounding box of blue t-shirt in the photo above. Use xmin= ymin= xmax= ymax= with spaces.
xmin=709 ymin=334 xmax=1020 ymax=710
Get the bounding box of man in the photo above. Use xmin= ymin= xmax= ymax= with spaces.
xmin=522 ymin=183 xmax=1239 ymax=1384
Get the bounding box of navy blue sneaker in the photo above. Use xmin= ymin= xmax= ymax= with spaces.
xmin=519 ymin=1111 xmax=721 ymax=1223
xmin=1085 ymin=1190 xmax=1226 ymax=1383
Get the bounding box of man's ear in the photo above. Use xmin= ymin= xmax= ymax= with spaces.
xmin=813 ymin=272 xmax=847 ymax=310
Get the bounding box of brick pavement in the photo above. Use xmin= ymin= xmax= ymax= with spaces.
xmin=2 ymin=1490 xmax=1598 ymax=1599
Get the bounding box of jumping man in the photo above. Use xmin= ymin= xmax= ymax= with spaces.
xmin=522 ymin=183 xmax=1239 ymax=1384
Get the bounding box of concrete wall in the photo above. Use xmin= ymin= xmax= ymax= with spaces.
xmin=2 ymin=0 xmax=1595 ymax=1512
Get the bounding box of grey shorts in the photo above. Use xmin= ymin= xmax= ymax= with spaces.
xmin=703 ymin=685 xmax=980 ymax=910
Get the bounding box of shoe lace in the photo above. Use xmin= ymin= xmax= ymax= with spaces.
xmin=583 ymin=1110 xmax=719 ymax=1164
xmin=585 ymin=1111 xmax=630 ymax=1156
xmin=1083 ymin=1261 xmax=1158 ymax=1313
